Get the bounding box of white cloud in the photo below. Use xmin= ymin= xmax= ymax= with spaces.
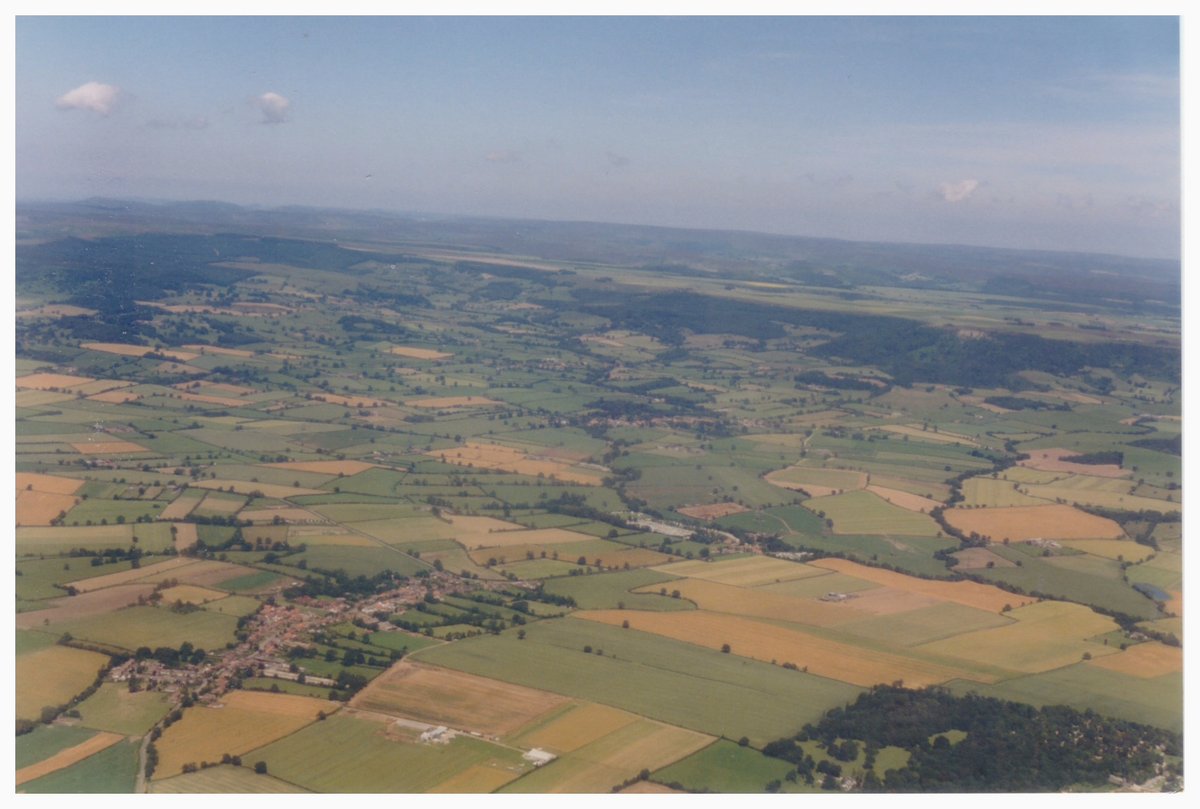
xmin=938 ymin=179 xmax=980 ymax=203
xmin=55 ymin=81 xmax=121 ymax=116
xmin=254 ymin=92 xmax=291 ymax=124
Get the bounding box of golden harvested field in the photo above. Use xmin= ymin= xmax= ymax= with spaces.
xmin=16 ymin=490 xmax=79 ymax=525
xmin=1019 ymin=448 xmax=1128 ymax=478
xmin=192 ymin=479 xmax=326 ymax=498
xmin=16 ymin=646 xmax=111 ymax=721
xmin=763 ymin=466 xmax=866 ymax=497
xmin=1001 ymin=466 xmax=1067 ymax=484
xmin=865 ymin=485 xmax=941 ymax=512
xmin=676 ymin=502 xmax=749 ymax=520
xmin=173 ymin=522 xmax=199 ymax=552
xmin=406 ymin=396 xmax=504 ymax=409
xmin=810 ymin=558 xmax=1035 ymax=613
xmin=154 ymin=691 xmax=338 ymax=778
xmin=1058 ymin=539 xmax=1154 ymax=562
xmin=88 ymin=389 xmax=143 ymax=403
xmin=961 ymin=477 xmax=1050 ymax=508
xmin=1020 ymin=483 xmax=1178 ymax=513
xmin=157 ymin=584 xmax=229 ymax=605
xmin=427 ymin=765 xmax=523 ymax=794
xmin=943 ymin=504 xmax=1124 ymax=541
xmin=350 ymin=661 xmax=569 ymax=737
xmin=454 ymin=525 xmax=596 ymax=551
xmin=16 ymin=372 xmax=98 ymax=390
xmin=15 ymin=585 xmax=157 ymax=629
xmin=916 ymin=601 xmax=1118 ymax=673
xmin=577 ymin=610 xmax=992 ymax=687
xmin=160 ymin=491 xmax=204 ymax=521
xmin=658 ymin=555 xmax=827 ymax=587
xmin=266 ymin=459 xmax=378 ymax=475
xmin=15 ymin=732 xmax=125 ymax=786
xmin=70 ymin=439 xmax=149 ymax=455
xmin=636 ymin=576 xmax=904 ymax=627
xmin=431 ymin=442 xmax=604 ymax=486
xmin=1088 ymin=641 xmax=1182 ymax=678
xmin=81 ymin=342 xmax=199 ymax=362
xmin=15 ymin=473 xmax=85 ymax=496
xmin=390 ymin=346 xmax=453 ymax=360
xmin=181 ymin=344 xmax=256 ymax=357
xmin=952 ymin=547 xmax=1017 ymax=570
xmin=877 ymin=425 xmax=979 ymax=446
xmin=511 ymin=703 xmax=637 ymax=754
xmin=194 ymin=492 xmax=245 ymax=514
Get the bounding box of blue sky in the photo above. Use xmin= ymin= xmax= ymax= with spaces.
xmin=14 ymin=14 xmax=1181 ymax=258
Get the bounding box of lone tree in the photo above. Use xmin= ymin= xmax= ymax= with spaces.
xmin=253 ymin=761 xmax=268 ymax=775
xmin=721 ymin=643 xmax=731 ymax=654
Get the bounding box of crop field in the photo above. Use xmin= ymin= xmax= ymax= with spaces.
xmin=864 ymin=484 xmax=941 ymax=512
xmin=1018 ymin=448 xmax=1129 ymax=478
xmin=19 ymin=736 xmax=140 ymax=794
xmin=55 ymin=605 xmax=240 ymax=652
xmin=651 ymin=739 xmax=796 ymax=794
xmin=501 ymin=717 xmax=713 ymax=793
xmin=157 ymin=584 xmax=229 ymax=605
xmin=415 ymin=618 xmax=863 ymax=745
xmin=192 ymin=479 xmax=326 ymax=498
xmin=74 ymin=682 xmax=172 ymax=735
xmin=809 ymin=558 xmax=1035 ymax=612
xmin=390 ymin=345 xmax=454 ymax=360
xmin=1057 ymin=538 xmax=1154 ymax=562
xmin=676 ymin=502 xmax=749 ymax=520
xmin=16 ymin=645 xmax=110 ymax=721
xmin=942 ymin=503 xmax=1124 ymax=541
xmin=151 ymin=765 xmax=312 ymax=793
xmin=266 ymin=459 xmax=378 ymax=475
xmin=763 ymin=465 xmax=867 ymax=497
xmin=541 ymin=569 xmax=692 ymax=610
xmin=1021 ymin=480 xmax=1178 ymax=513
xmin=153 ymin=691 xmax=338 ymax=778
xmin=576 ymin=609 xmax=995 ymax=687
xmin=657 ymin=555 xmax=826 ymax=587
xmin=16 ymin=732 xmax=124 ymax=787
xmin=350 ymin=661 xmax=569 ymax=736
xmin=834 ymin=601 xmax=1013 ymax=647
xmin=430 ymin=441 xmax=605 ymax=485
xmin=915 ymin=601 xmax=1117 ymax=673
xmin=804 ymin=490 xmax=941 ymax=535
xmin=1088 ymin=641 xmax=1182 ymax=678
xmin=455 ymin=525 xmax=598 ymax=550
xmin=245 ymin=713 xmax=529 ymax=793
xmin=960 ymin=476 xmax=1051 ymax=507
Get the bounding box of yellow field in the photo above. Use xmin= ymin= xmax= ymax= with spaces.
xmin=16 ymin=372 xmax=99 ymax=390
xmin=175 ymin=391 xmax=250 ymax=407
xmin=511 ymin=703 xmax=638 ymax=754
xmin=406 ymin=396 xmax=504 ymax=409
xmin=194 ymin=492 xmax=245 ymax=514
xmin=81 ymin=342 xmax=199 ymax=362
xmin=1019 ymin=448 xmax=1128 ymax=478
xmin=67 ymin=557 xmax=199 ymax=593
xmin=431 ymin=442 xmax=604 ymax=486
xmin=1057 ymin=539 xmax=1155 ymax=562
xmin=160 ymin=493 xmax=202 ymax=521
xmin=676 ymin=502 xmax=749 ymax=520
xmin=943 ymin=504 xmax=1124 ymax=541
xmin=192 ymin=479 xmax=325 ymax=498
xmin=464 ymin=527 xmax=599 ymax=550
xmin=952 ymin=547 xmax=1017 ymax=570
xmin=350 ymin=661 xmax=569 ymax=737
xmin=266 ymin=459 xmax=378 ymax=475
xmin=657 ymin=555 xmax=828 ymax=587
xmin=157 ymin=584 xmax=229 ymax=605
xmin=309 ymin=393 xmax=388 ymax=408
xmin=915 ymin=601 xmax=1118 ymax=673
xmin=1000 ymin=467 xmax=1067 ymax=485
xmin=154 ymin=691 xmax=338 ymax=778
xmin=17 ymin=472 xmax=86 ymax=495
xmin=635 ymin=576 xmax=909 ymax=628
xmin=810 ymin=558 xmax=1035 ymax=613
xmin=390 ymin=345 xmax=453 ymax=360
xmin=427 ymin=764 xmax=523 ymax=794
xmin=16 ymin=646 xmax=111 ymax=721
xmin=1020 ymin=483 xmax=1179 ymax=514
xmin=865 ymin=485 xmax=941 ymax=512
xmin=15 ymin=732 xmax=125 ymax=786
xmin=16 ymin=490 xmax=79 ymax=526
xmin=1088 ymin=641 xmax=1182 ymax=678
xmin=577 ymin=610 xmax=992 ymax=687
xmin=70 ymin=440 xmax=149 ymax=455
xmin=15 ymin=389 xmax=76 ymax=406
xmin=173 ymin=522 xmax=199 ymax=552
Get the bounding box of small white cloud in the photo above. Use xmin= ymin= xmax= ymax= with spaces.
xmin=254 ymin=92 xmax=291 ymax=124
xmin=56 ymin=81 xmax=121 ymax=116
xmin=938 ymin=179 xmax=980 ymax=203
xmin=485 ymin=150 xmax=520 ymax=164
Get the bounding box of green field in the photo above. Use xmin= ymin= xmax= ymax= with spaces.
xmin=541 ymin=568 xmax=690 ymax=610
xmin=56 ymin=606 xmax=240 ymax=652
xmin=151 ymin=764 xmax=313 ymax=793
xmin=20 ymin=736 xmax=140 ymax=794
xmin=414 ymin=618 xmax=863 ymax=746
xmin=803 ymin=491 xmax=941 ymax=536
xmin=651 ymin=739 xmax=795 ymax=793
